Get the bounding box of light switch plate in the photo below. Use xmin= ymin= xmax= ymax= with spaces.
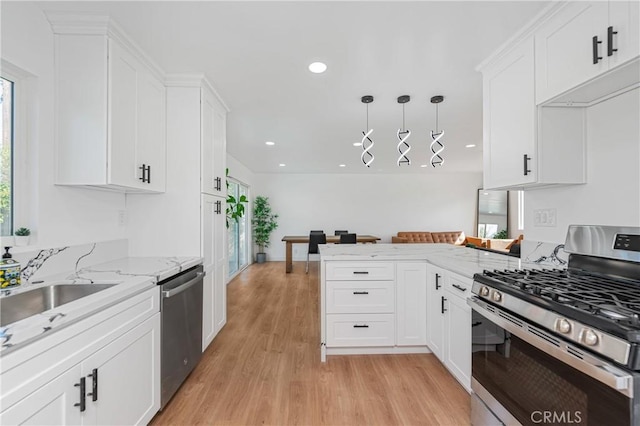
xmin=533 ymin=208 xmax=557 ymax=227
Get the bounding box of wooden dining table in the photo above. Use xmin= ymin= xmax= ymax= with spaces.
xmin=281 ymin=235 xmax=381 ymax=273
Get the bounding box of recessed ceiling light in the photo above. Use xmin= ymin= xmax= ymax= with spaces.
xmin=420 ymin=164 xmax=428 ymax=168
xmin=353 ymin=142 xmax=362 ymax=147
xmin=279 ymin=163 xmax=286 ymax=167
xmin=339 ymin=164 xmax=346 ymax=168
xmin=265 ymin=141 xmax=275 ymax=146
xmin=308 ymin=62 xmax=327 ymax=73
xmin=465 ymin=144 xmax=476 ymax=148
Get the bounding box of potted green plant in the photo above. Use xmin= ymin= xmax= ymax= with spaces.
xmin=14 ymin=227 xmax=31 ymax=246
xmin=252 ymin=196 xmax=278 ymax=263
xmin=225 ymin=168 xmax=248 ymax=228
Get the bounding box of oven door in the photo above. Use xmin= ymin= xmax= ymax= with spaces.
xmin=468 ymin=296 xmax=635 ymax=426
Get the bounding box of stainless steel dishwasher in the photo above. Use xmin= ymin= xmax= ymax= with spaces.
xmin=159 ymin=264 xmax=204 ymax=409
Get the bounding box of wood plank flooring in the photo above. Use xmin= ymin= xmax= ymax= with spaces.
xmin=151 ymin=261 xmax=470 ymax=425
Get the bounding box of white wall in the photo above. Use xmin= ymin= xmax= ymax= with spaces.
xmin=524 ymin=88 xmax=640 ymax=243
xmin=253 ymin=172 xmax=482 ymax=261
xmin=1 ymin=3 xmax=126 ymax=248
xmin=227 ymin=154 xmax=255 ymax=188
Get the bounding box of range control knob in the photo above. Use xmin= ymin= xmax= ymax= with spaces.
xmin=480 ymin=286 xmax=490 ymax=297
xmin=491 ymin=291 xmax=502 ymax=302
xmin=582 ymin=329 xmax=599 ymax=346
xmin=556 ymin=318 xmax=572 ymax=334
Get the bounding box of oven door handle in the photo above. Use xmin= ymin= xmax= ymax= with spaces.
xmin=468 ymin=297 xmax=634 ymax=398
xmin=162 ymin=272 xmax=204 ymax=298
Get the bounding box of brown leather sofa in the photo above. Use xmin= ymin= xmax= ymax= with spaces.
xmin=392 ymin=231 xmax=465 ymax=244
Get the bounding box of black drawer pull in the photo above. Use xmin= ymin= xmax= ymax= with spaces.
xmin=452 ymin=284 xmax=467 ymax=292
xmin=353 ymin=271 xmax=369 ymax=275
xmin=435 ymin=273 xmax=441 ymax=290
xmin=607 ymin=26 xmax=618 ymax=57
xmin=353 ymin=291 xmax=369 ymax=295
xmin=353 ymin=324 xmax=369 ymax=328
xmin=74 ymin=377 xmax=86 ymax=412
xmin=87 ymin=368 xmax=98 ymax=402
xmin=592 ymin=35 xmax=603 ymax=64
xmin=441 ymin=296 xmax=447 ymax=314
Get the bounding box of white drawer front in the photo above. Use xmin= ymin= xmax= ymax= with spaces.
xmin=326 ymin=314 xmax=395 ymax=347
xmin=446 ymin=272 xmax=472 ymax=300
xmin=326 ymin=281 xmax=395 ymax=314
xmin=325 ymin=262 xmax=394 ymax=281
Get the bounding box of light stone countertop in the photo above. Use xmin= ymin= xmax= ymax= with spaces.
xmin=0 ymin=256 xmax=202 ymax=354
xmin=319 ymin=243 xmax=551 ymax=278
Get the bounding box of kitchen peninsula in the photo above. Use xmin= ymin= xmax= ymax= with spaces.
xmin=319 ymin=243 xmax=536 ymax=391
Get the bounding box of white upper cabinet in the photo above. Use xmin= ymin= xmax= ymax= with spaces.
xmin=482 ymin=36 xmax=537 ymax=188
xmin=201 ymin=86 xmax=228 ymax=196
xmin=49 ymin=13 xmax=167 ymax=192
xmin=536 ymin=1 xmax=640 ymax=104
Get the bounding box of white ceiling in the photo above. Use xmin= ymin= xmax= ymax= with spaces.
xmin=38 ymin=1 xmax=549 ymax=174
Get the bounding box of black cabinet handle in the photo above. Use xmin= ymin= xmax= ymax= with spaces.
xmin=353 ymin=291 xmax=369 ymax=295
xmin=472 ymin=321 xmax=483 ymax=327
xmin=441 ymin=296 xmax=447 ymax=314
xmin=214 ymin=177 xmax=222 ymax=191
xmin=607 ymin=26 xmax=618 ymax=57
xmin=214 ymin=200 xmax=222 ymax=214
xmin=74 ymin=377 xmax=86 ymax=412
xmin=353 ymin=271 xmax=369 ymax=275
xmin=523 ymin=154 xmax=531 ymax=176
xmin=353 ymin=324 xmax=369 ymax=328
xmin=87 ymin=368 xmax=98 ymax=402
xmin=592 ymin=35 xmax=603 ymax=64
xmin=138 ymin=164 xmax=151 ymax=183
xmin=452 ymin=284 xmax=467 ymax=293
xmin=435 ymin=273 xmax=441 ymax=290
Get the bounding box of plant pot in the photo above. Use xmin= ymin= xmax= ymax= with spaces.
xmin=256 ymin=253 xmax=267 ymax=264
xmin=14 ymin=235 xmax=30 ymax=246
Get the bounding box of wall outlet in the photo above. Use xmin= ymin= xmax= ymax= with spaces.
xmin=117 ymin=210 xmax=127 ymax=227
xmin=533 ymin=208 xmax=557 ymax=227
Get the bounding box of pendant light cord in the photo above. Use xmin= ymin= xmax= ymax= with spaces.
xmin=402 ymin=104 xmax=406 ymax=132
xmin=435 ymin=103 xmax=439 ymax=133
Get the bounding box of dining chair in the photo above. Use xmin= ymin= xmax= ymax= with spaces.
xmin=307 ymin=232 xmax=327 ymax=273
xmin=334 ymin=230 xmax=349 ymax=236
xmin=310 ymin=230 xmax=324 ymax=234
xmin=339 ymin=233 xmax=357 ymax=244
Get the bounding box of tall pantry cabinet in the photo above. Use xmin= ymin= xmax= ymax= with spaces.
xmin=127 ymin=75 xmax=228 ymax=351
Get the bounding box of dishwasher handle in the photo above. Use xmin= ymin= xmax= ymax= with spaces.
xmin=162 ymin=272 xmax=204 ymax=298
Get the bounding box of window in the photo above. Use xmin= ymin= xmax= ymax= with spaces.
xmin=0 ymin=76 xmax=14 ymax=236
xmin=228 ymin=179 xmax=249 ymax=277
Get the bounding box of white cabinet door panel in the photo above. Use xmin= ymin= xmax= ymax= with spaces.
xmin=608 ymin=0 xmax=640 ymax=68
xmin=396 ymin=262 xmax=427 ymax=346
xmin=535 ymin=2 xmax=609 ymax=104
xmin=445 ymin=293 xmax=471 ymax=391
xmin=326 ymin=281 xmax=395 ymax=314
xmin=82 ymin=314 xmax=160 ymax=426
xmin=326 ymin=314 xmax=395 ymax=347
xmin=483 ymin=36 xmax=536 ymax=188
xmin=426 ymin=265 xmax=446 ymax=360
xmin=0 ymin=366 xmax=82 ymax=425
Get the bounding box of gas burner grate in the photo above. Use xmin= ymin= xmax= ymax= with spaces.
xmin=482 ymin=269 xmax=640 ymax=327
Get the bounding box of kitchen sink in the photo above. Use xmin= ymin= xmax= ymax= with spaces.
xmin=1 ymin=283 xmax=118 ymax=327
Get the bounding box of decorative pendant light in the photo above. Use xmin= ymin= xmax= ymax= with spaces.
xmin=430 ymin=95 xmax=445 ymax=167
xmin=360 ymin=95 xmax=375 ymax=168
xmin=396 ymin=95 xmax=411 ymax=166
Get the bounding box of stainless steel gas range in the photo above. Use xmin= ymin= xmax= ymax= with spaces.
xmin=469 ymin=225 xmax=640 ymax=426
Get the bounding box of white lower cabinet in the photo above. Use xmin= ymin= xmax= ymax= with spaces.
xmin=426 ymin=265 xmax=447 ymax=360
xmin=444 ymin=287 xmax=472 ymax=391
xmin=396 ymin=262 xmax=427 ymax=346
xmin=0 ymin=288 xmax=161 ymax=425
xmin=82 ymin=313 xmax=160 ymax=425
xmin=427 ymin=266 xmax=472 ymax=391
xmin=321 ymin=261 xmax=428 ymax=360
xmin=202 ymin=194 xmax=227 ymax=351
xmin=0 ymin=366 xmax=83 ymax=425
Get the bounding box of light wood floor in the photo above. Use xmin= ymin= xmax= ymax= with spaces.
xmin=151 ymin=261 xmax=470 ymax=426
